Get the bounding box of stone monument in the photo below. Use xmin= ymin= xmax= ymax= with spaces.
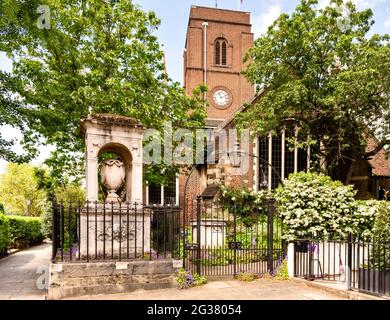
xmin=48 ymin=113 xmax=183 ymax=299
xmin=79 ymin=113 xmax=150 ymax=259
xmin=80 ymin=113 xmax=144 ymax=203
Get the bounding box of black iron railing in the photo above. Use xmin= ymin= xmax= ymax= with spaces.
xmin=183 ymin=197 xmax=286 ymax=277
xmin=294 ymin=236 xmax=390 ymax=297
xmin=51 ymin=201 xmax=181 ymax=262
xmin=51 ymin=198 xmax=287 ymax=278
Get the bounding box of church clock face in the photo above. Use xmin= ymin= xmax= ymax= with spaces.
xmin=213 ymin=89 xmax=230 ymax=108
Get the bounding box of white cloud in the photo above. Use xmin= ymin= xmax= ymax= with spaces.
xmin=317 ymin=0 xmax=386 ymax=9
xmin=252 ymin=4 xmax=282 ymax=37
xmin=385 ymin=16 xmax=390 ymax=28
xmin=0 ymin=52 xmax=12 ymax=73
xmin=0 ymin=125 xmax=54 ymax=174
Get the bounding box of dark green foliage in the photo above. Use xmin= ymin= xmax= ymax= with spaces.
xmin=238 ymin=0 xmax=390 ymax=184
xmin=218 ymin=185 xmax=272 ymax=227
xmin=198 ymin=248 xmax=272 ymax=266
xmin=372 ymin=202 xmax=390 ymax=243
xmin=40 ymin=209 xmax=52 ymax=239
xmin=0 ymin=214 xmax=10 ymax=254
xmin=0 ymin=0 xmax=206 ymax=183
xmin=7 ymin=216 xmax=44 ymax=249
xmin=366 ymin=204 xmax=390 ymax=271
xmin=176 ymin=268 xmax=207 ymax=289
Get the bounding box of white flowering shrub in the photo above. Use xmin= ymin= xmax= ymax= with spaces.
xmin=371 ymin=201 xmax=390 ymax=243
xmin=275 ymin=172 xmax=357 ymax=241
xmin=218 ymin=176 xmax=389 ymax=242
xmin=219 ymin=185 xmax=272 ymax=205
xmin=348 ymin=200 xmax=384 ymax=239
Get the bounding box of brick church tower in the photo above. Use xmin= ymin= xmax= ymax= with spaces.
xmin=184 ymin=6 xmax=254 ymax=127
xmin=179 ymin=6 xmax=255 ymax=209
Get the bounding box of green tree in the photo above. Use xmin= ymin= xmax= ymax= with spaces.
xmin=0 ymin=0 xmax=206 ymax=182
xmin=0 ymin=70 xmax=37 ymax=162
xmin=40 ymin=181 xmax=85 ymax=238
xmin=34 ymin=166 xmax=85 ymax=202
xmin=54 ymin=183 xmax=85 ymax=204
xmin=238 ymin=0 xmax=390 ymax=184
xmin=0 ymin=163 xmax=47 ymax=216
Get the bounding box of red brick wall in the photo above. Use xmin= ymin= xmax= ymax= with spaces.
xmin=184 ymin=6 xmax=254 ymax=120
xmin=218 ymin=120 xmax=255 ymax=190
xmin=179 ymin=166 xmax=205 ymax=221
xmin=178 ymin=7 xmax=257 ymax=211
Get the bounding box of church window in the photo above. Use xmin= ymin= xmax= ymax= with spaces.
xmin=215 ymin=41 xmax=221 ymax=65
xmin=147 ymin=175 xmax=178 ymax=205
xmin=215 ymin=38 xmax=228 ymax=66
xmin=222 ymin=41 xmax=227 ymax=65
xmin=257 ymin=129 xmax=310 ymax=190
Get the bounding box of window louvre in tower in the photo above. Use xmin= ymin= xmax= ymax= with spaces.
xmin=221 ymin=41 xmax=227 ymax=65
xmin=215 ymin=38 xmax=228 ymax=66
xmin=215 ymin=41 xmax=220 ymax=65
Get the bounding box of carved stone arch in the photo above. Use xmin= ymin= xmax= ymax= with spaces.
xmin=98 ymin=142 xmax=134 ymax=202
xmin=80 ymin=114 xmax=144 ymax=204
xmin=98 ymin=142 xmax=134 ymax=165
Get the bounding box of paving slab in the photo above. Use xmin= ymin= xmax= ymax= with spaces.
xmin=0 ymin=243 xmax=382 ymax=301
xmin=0 ymin=243 xmax=51 ymax=300
xmin=68 ymin=278 xmax=348 ymax=300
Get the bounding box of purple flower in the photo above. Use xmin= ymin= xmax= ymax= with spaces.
xmin=150 ymin=249 xmax=158 ymax=259
xmin=307 ymin=243 xmax=318 ymax=253
xmin=185 ymin=273 xmax=195 ymax=286
xmin=71 ymin=246 xmax=79 ymax=256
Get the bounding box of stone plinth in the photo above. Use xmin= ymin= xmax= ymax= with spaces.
xmin=191 ymin=220 xmax=227 ymax=248
xmin=79 ymin=205 xmax=151 ymax=259
xmin=48 ymin=259 xmax=183 ymax=299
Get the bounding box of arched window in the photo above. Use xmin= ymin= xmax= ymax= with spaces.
xmin=222 ymin=41 xmax=227 ymax=65
xmin=215 ymin=38 xmax=227 ymax=66
xmin=215 ymin=41 xmax=221 ymax=65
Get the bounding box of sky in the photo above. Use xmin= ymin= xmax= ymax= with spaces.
xmin=0 ymin=0 xmax=389 ymax=173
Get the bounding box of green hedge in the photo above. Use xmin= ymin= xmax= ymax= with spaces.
xmin=372 ymin=201 xmax=390 ymax=243
xmin=7 ymin=216 xmax=44 ymax=249
xmin=0 ymin=214 xmax=11 ymax=254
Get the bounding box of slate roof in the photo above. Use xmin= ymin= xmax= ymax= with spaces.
xmin=366 ymin=137 xmax=390 ymax=177
xmin=201 ymin=184 xmax=219 ymax=198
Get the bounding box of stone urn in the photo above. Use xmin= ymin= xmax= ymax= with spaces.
xmin=101 ymin=159 xmax=125 ymax=202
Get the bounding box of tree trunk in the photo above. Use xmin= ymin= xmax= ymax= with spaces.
xmin=345 ymin=155 xmax=358 ymax=186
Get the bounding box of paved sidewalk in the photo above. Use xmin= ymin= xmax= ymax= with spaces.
xmin=71 ymin=278 xmax=347 ymax=300
xmin=0 ymin=244 xmax=372 ymax=300
xmin=0 ymin=243 xmax=51 ymax=300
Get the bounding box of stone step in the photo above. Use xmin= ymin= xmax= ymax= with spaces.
xmin=50 ymin=277 xmax=177 ymax=299
xmin=52 ymin=273 xmax=176 ymax=288
xmin=48 ymin=259 xmax=182 ymax=299
xmin=52 ymin=260 xmax=179 ymax=277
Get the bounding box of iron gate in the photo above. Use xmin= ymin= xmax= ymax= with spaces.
xmin=183 ymin=196 xmax=285 ymax=276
